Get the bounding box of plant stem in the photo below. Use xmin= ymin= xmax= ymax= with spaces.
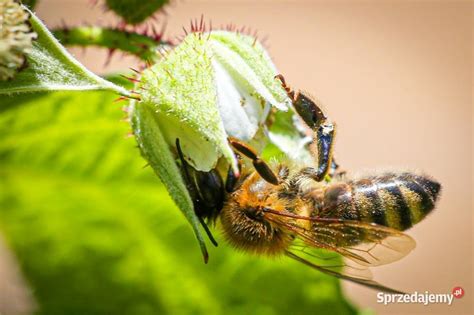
xmin=53 ymin=26 xmax=171 ymax=62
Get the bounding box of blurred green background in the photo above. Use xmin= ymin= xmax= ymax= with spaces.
xmin=0 ymin=85 xmax=361 ymax=314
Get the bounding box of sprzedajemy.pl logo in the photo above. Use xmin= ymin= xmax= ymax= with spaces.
xmin=377 ymin=287 xmax=465 ymax=306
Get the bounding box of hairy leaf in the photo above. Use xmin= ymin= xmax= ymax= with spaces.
xmin=0 ymin=8 xmax=129 ymax=96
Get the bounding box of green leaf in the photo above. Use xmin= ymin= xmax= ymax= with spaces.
xmin=0 ymin=89 xmax=361 ymax=315
xmin=105 ymin=0 xmax=169 ymax=25
xmin=20 ymin=0 xmax=37 ymax=8
xmin=0 ymin=8 xmax=129 ymax=96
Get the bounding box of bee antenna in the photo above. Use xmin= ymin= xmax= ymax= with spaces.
xmin=176 ymin=138 xmax=192 ymax=182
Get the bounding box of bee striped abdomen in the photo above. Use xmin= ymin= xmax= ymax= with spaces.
xmin=321 ymin=173 xmax=441 ymax=231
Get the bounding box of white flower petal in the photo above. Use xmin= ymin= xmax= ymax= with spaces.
xmin=213 ymin=59 xmax=258 ymax=141
xmin=210 ymin=40 xmax=288 ymax=111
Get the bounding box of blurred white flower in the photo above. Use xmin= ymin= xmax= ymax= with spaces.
xmin=0 ymin=0 xmax=36 ymax=81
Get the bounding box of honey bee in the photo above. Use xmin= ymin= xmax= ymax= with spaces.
xmin=175 ymin=75 xmax=441 ymax=293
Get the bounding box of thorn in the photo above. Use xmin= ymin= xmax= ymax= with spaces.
xmin=104 ymin=48 xmax=116 ymax=67
xmin=129 ymin=67 xmax=141 ymax=74
xmin=199 ymin=14 xmax=204 ymax=32
xmin=158 ymin=49 xmax=167 ymax=58
xmin=143 ymin=24 xmax=149 ymax=36
xmin=120 ymin=74 xmax=141 ymax=83
xmin=150 ymin=13 xmax=158 ymax=23
xmin=114 ymin=96 xmax=127 ymax=103
xmin=252 ymin=37 xmax=258 ymax=47
xmin=127 ymin=93 xmax=142 ymax=101
xmin=164 ymin=68 xmax=173 ymax=79
xmin=153 ymin=21 xmax=167 ymax=41
xmin=60 ymin=18 xmax=68 ymax=30
xmin=117 ymin=20 xmax=127 ymax=31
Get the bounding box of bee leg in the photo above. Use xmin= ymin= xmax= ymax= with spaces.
xmin=310 ymin=121 xmax=336 ymax=181
xmin=225 ymin=154 xmax=243 ymax=192
xmin=198 ymin=216 xmax=218 ymax=247
xmin=275 ymin=74 xmax=336 ymax=182
xmin=328 ymin=159 xmax=347 ymax=180
xmin=275 ymin=74 xmax=296 ymax=100
xmin=229 ymin=138 xmax=280 ymax=185
xmin=176 ymin=138 xmax=220 ymax=247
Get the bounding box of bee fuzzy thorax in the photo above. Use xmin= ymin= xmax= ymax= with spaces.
xmin=220 ymin=172 xmax=293 ymax=256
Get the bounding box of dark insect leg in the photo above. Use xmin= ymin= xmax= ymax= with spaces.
xmin=176 ymin=138 xmax=192 ymax=183
xmin=285 ymin=251 xmax=407 ymax=294
xmin=175 ymin=138 xmax=219 ymax=247
xmin=229 ymin=138 xmax=280 ymax=185
xmin=328 ymin=159 xmax=346 ymax=180
xmin=275 ymin=74 xmax=296 ymax=101
xmin=198 ymin=216 xmax=218 ymax=247
xmin=225 ymin=154 xmax=242 ymax=193
xmin=275 ymin=74 xmax=337 ymax=182
xmin=309 ymin=121 xmax=336 ymax=181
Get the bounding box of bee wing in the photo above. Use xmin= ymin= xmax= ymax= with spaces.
xmin=285 ymin=250 xmax=406 ymax=294
xmin=288 ymin=241 xmax=374 ymax=280
xmin=310 ymin=218 xmax=416 ymax=266
xmin=263 ymin=209 xmax=416 ymax=267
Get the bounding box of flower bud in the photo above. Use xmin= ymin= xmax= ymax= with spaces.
xmin=134 ymin=30 xmax=290 ymax=172
xmin=129 ymin=29 xmax=291 ymax=259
